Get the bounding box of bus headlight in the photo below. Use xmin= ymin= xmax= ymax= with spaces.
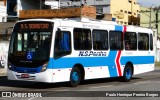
xmin=41 ymin=62 xmax=48 ymax=72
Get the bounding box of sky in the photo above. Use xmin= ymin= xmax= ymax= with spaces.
xmin=137 ymin=0 xmax=160 ymax=7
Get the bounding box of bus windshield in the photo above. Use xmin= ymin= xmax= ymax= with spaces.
xmin=8 ymin=21 xmax=53 ymax=68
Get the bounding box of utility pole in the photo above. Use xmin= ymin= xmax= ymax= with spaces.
xmin=40 ymin=0 xmax=42 ymax=9
xmin=156 ymin=11 xmax=158 ymax=37
xmin=140 ymin=7 xmax=152 ymax=29
xmin=154 ymin=6 xmax=160 ymax=38
xmin=149 ymin=7 xmax=151 ymax=28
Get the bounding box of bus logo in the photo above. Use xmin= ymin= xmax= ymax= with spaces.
xmin=27 ymin=52 xmax=33 ymax=60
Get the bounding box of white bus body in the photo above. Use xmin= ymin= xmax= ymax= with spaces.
xmin=7 ymin=18 xmax=154 ymax=86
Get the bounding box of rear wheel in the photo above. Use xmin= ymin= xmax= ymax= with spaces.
xmin=122 ymin=64 xmax=133 ymax=82
xmin=69 ymin=67 xmax=81 ymax=87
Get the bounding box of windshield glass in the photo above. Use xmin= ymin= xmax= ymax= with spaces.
xmin=8 ymin=21 xmax=53 ymax=67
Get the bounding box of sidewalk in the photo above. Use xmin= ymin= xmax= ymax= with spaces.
xmin=0 ymin=68 xmax=7 ymax=76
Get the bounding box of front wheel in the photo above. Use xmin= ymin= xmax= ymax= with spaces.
xmin=122 ymin=65 xmax=133 ymax=82
xmin=69 ymin=67 xmax=81 ymax=87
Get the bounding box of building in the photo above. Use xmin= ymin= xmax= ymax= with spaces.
xmin=140 ymin=6 xmax=160 ymax=37
xmin=59 ymin=0 xmax=140 ymax=25
xmin=108 ymin=0 xmax=140 ymax=25
xmin=0 ymin=0 xmax=7 ymax=22
xmin=5 ymin=0 xmax=140 ymax=26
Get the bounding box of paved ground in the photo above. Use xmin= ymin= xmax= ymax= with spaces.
xmin=0 ymin=67 xmax=160 ymax=100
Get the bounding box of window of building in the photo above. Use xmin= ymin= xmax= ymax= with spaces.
xmin=124 ymin=32 xmax=137 ymax=50
xmin=150 ymin=34 xmax=153 ymax=50
xmin=7 ymin=0 xmax=17 ymax=16
xmin=74 ymin=28 xmax=92 ymax=50
xmin=125 ymin=11 xmax=128 ymax=13
xmin=93 ymin=30 xmax=108 ymax=50
xmin=128 ymin=11 xmax=131 ymax=14
xmin=128 ymin=0 xmax=132 ymax=3
xmin=120 ymin=10 xmax=123 ymax=12
xmin=96 ymin=7 xmax=103 ymax=14
xmin=109 ymin=31 xmax=123 ymax=50
xmin=138 ymin=33 xmax=149 ymax=50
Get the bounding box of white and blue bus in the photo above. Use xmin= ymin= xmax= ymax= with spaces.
xmin=7 ymin=18 xmax=154 ymax=87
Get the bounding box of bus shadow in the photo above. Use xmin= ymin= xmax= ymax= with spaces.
xmin=0 ymin=76 xmax=141 ymax=89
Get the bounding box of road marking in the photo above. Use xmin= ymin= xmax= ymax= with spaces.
xmin=89 ymin=85 xmax=113 ymax=89
xmin=28 ymin=97 xmax=36 ymax=100
xmin=54 ymin=89 xmax=71 ymax=91
xmin=133 ymin=81 xmax=151 ymax=85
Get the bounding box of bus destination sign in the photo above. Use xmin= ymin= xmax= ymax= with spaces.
xmin=14 ymin=22 xmax=53 ymax=31
xmin=20 ymin=23 xmax=49 ymax=30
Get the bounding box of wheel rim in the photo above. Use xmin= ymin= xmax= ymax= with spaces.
xmin=72 ymin=72 xmax=79 ymax=82
xmin=126 ymin=67 xmax=131 ymax=79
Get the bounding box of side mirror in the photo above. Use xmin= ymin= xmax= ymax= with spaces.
xmin=56 ymin=28 xmax=61 ymax=34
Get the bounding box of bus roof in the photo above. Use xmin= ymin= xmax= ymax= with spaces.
xmin=16 ymin=18 xmax=152 ymax=33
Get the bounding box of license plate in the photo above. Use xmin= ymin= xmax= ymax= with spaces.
xmin=21 ymin=74 xmax=30 ymax=78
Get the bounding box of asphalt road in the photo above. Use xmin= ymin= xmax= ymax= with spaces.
xmin=0 ymin=68 xmax=160 ymax=100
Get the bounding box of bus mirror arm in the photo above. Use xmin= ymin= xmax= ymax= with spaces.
xmin=57 ymin=28 xmax=61 ymax=34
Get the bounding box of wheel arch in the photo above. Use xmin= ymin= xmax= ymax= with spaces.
xmin=72 ymin=63 xmax=85 ymax=81
xmin=125 ymin=61 xmax=134 ymax=75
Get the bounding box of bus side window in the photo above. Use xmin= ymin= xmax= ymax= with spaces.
xmin=138 ymin=33 xmax=149 ymax=50
xmin=150 ymin=34 xmax=153 ymax=50
xmin=109 ymin=31 xmax=123 ymax=50
xmin=54 ymin=31 xmax=71 ymax=57
xmin=93 ymin=29 xmax=108 ymax=50
xmin=124 ymin=32 xmax=137 ymax=50
xmin=60 ymin=32 xmax=71 ymax=51
xmin=74 ymin=28 xmax=91 ymax=50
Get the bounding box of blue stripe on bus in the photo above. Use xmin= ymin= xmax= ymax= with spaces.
xmin=115 ymin=25 xmax=123 ymax=31
xmin=48 ymin=51 xmax=118 ymax=77
xmin=107 ymin=51 xmax=118 ymax=77
xmin=120 ymin=56 xmax=154 ymax=65
xmin=49 ymin=56 xmax=154 ymax=69
xmin=47 ymin=53 xmax=154 ymax=77
xmin=12 ymin=51 xmax=154 ymax=78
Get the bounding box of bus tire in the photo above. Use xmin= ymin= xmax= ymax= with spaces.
xmin=122 ymin=64 xmax=133 ymax=82
xmin=69 ymin=67 xmax=81 ymax=87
